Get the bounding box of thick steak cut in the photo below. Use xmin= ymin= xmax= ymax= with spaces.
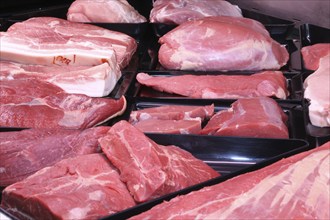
xmin=0 ymin=126 xmax=110 ymax=186
xmin=0 ymin=79 xmax=126 ymax=129
xmin=158 ymin=16 xmax=288 ymax=71
xmin=98 ymin=120 xmax=219 ymax=202
xmin=136 ymin=71 xmax=288 ymax=99
xmin=1 ymin=154 xmax=136 ymax=220
xmin=301 ymin=43 xmax=330 ymax=70
xmin=130 ymin=142 xmax=330 ymax=220
xmin=200 ymin=97 xmax=289 ymax=138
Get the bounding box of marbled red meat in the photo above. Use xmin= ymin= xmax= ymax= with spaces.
xmin=301 ymin=43 xmax=330 ymax=70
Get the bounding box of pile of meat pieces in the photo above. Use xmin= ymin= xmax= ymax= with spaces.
xmin=0 ymin=121 xmax=219 ymax=219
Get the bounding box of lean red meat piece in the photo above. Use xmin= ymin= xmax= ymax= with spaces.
xmin=0 ymin=126 xmax=110 ymax=187
xmin=67 ymin=0 xmax=147 ymax=23
xmin=133 ymin=119 xmax=202 ymax=134
xmin=1 ymin=154 xmax=136 ymax=220
xmin=130 ymin=142 xmax=330 ymax=220
xmin=0 ymin=61 xmax=120 ymax=97
xmin=301 ymin=43 xmax=330 ymax=70
xmin=136 ymin=71 xmax=288 ymax=99
xmin=304 ymin=55 xmax=330 ymax=127
xmin=98 ymin=120 xmax=219 ymax=203
xmin=0 ymin=79 xmax=126 ymax=129
xmin=150 ymin=0 xmax=242 ymax=25
xmin=1 ymin=17 xmax=137 ymax=68
xmin=129 ymin=104 xmax=214 ymax=124
xmin=158 ymin=16 xmax=288 ymax=71
xmin=200 ymin=97 xmax=289 ymax=138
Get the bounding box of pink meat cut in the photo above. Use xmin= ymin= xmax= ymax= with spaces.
xmin=67 ymin=0 xmax=147 ymax=23
xmin=200 ymin=97 xmax=289 ymax=139
xmin=0 ymin=126 xmax=110 ymax=186
xmin=158 ymin=16 xmax=288 ymax=71
xmin=0 ymin=61 xmax=120 ymax=97
xmin=301 ymin=43 xmax=330 ymax=70
xmin=1 ymin=17 xmax=137 ymax=68
xmin=0 ymin=79 xmax=126 ymax=129
xmin=304 ymin=55 xmax=330 ymax=127
xmin=133 ymin=119 xmax=202 ymax=134
xmin=98 ymin=120 xmax=219 ymax=202
xmin=150 ymin=0 xmax=242 ymax=24
xmin=129 ymin=104 xmax=214 ymax=124
xmin=1 ymin=154 xmax=136 ymax=220
xmin=136 ymin=71 xmax=288 ymax=99
xmin=130 ymin=142 xmax=330 ymax=220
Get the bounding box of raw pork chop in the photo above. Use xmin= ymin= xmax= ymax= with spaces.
xmin=136 ymin=71 xmax=288 ymax=99
xmin=200 ymin=97 xmax=289 ymax=139
xmin=1 ymin=154 xmax=136 ymax=220
xmin=301 ymin=43 xmax=330 ymax=70
xmin=98 ymin=120 xmax=219 ymax=202
xmin=0 ymin=61 xmax=120 ymax=97
xmin=150 ymin=0 xmax=242 ymax=24
xmin=304 ymin=55 xmax=330 ymax=127
xmin=130 ymin=142 xmax=330 ymax=220
xmin=1 ymin=17 xmax=137 ymax=68
xmin=158 ymin=16 xmax=288 ymax=71
xmin=0 ymin=79 xmax=126 ymax=129
xmin=0 ymin=126 xmax=110 ymax=186
xmin=129 ymin=104 xmax=214 ymax=124
xmin=67 ymin=0 xmax=147 ymax=23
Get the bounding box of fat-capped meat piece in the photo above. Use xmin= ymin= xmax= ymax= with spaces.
xmin=301 ymin=43 xmax=330 ymax=70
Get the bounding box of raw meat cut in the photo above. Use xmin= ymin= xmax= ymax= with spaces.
xmin=200 ymin=97 xmax=289 ymax=138
xmin=133 ymin=119 xmax=202 ymax=134
xmin=1 ymin=154 xmax=136 ymax=220
xmin=158 ymin=16 xmax=289 ymax=71
xmin=130 ymin=142 xmax=330 ymax=220
xmin=0 ymin=126 xmax=110 ymax=186
xmin=0 ymin=79 xmax=126 ymax=129
xmin=98 ymin=120 xmax=220 ymax=202
xmin=136 ymin=71 xmax=288 ymax=99
xmin=129 ymin=104 xmax=214 ymax=124
xmin=150 ymin=0 xmax=242 ymax=25
xmin=1 ymin=17 xmax=137 ymax=68
xmin=304 ymin=55 xmax=330 ymax=127
xmin=0 ymin=61 xmax=120 ymax=97
xmin=67 ymin=0 xmax=147 ymax=23
xmin=301 ymin=43 xmax=330 ymax=70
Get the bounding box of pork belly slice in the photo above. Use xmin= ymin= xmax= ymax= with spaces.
xmin=1 ymin=154 xmax=136 ymax=220
xmin=0 ymin=126 xmax=110 ymax=187
xmin=129 ymin=104 xmax=214 ymax=124
xmin=67 ymin=0 xmax=147 ymax=23
xmin=0 ymin=61 xmax=120 ymax=97
xmin=0 ymin=79 xmax=126 ymax=129
xmin=98 ymin=120 xmax=219 ymax=203
xmin=158 ymin=16 xmax=288 ymax=71
xmin=301 ymin=43 xmax=330 ymax=70
xmin=131 ymin=142 xmax=330 ymax=220
xmin=136 ymin=71 xmax=288 ymax=99
xmin=150 ymin=0 xmax=242 ymax=25
xmin=304 ymin=55 xmax=330 ymax=127
xmin=200 ymin=97 xmax=289 ymax=139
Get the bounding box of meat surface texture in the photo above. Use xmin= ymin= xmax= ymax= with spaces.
xmin=301 ymin=43 xmax=330 ymax=70
xmin=136 ymin=71 xmax=288 ymax=99
xmin=0 ymin=126 xmax=110 ymax=186
xmin=304 ymin=55 xmax=330 ymax=127
xmin=67 ymin=0 xmax=147 ymax=23
xmin=1 ymin=17 xmax=137 ymax=68
xmin=200 ymin=97 xmax=289 ymax=138
xmin=98 ymin=120 xmax=220 ymax=202
xmin=130 ymin=142 xmax=330 ymax=220
xmin=150 ymin=0 xmax=242 ymax=24
xmin=0 ymin=61 xmax=120 ymax=97
xmin=0 ymin=79 xmax=126 ymax=129
xmin=1 ymin=154 xmax=136 ymax=220
xmin=158 ymin=16 xmax=289 ymax=71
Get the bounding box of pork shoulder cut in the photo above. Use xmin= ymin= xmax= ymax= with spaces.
xmin=301 ymin=43 xmax=330 ymax=70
